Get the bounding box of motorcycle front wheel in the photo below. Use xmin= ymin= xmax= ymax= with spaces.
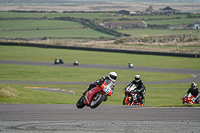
xmin=123 ymin=96 xmax=131 ymax=105
xmin=76 ymin=95 xmax=85 ymax=109
xmin=90 ymin=93 xmax=106 ymax=109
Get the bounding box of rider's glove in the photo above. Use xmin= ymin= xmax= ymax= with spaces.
xmin=101 ymin=76 xmax=106 ymax=80
xmin=96 ymin=80 xmax=99 ymax=84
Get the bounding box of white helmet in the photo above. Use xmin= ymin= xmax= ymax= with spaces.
xmin=108 ymin=72 xmax=117 ymax=82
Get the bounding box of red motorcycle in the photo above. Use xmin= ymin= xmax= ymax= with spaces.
xmin=76 ymin=79 xmax=113 ymax=109
xmin=123 ymin=84 xmax=144 ymax=106
xmin=182 ymin=94 xmax=199 ymax=104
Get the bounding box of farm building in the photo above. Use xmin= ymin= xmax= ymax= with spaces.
xmin=157 ymin=6 xmax=180 ymax=15
xmin=104 ymin=21 xmax=147 ymax=29
xmin=168 ymin=25 xmax=186 ymax=30
xmin=191 ymin=20 xmax=200 ymax=29
xmin=116 ymin=10 xmax=130 ymax=16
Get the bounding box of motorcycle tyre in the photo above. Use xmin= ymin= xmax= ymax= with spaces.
xmin=76 ymin=95 xmax=85 ymax=109
xmin=123 ymin=96 xmax=131 ymax=105
xmin=90 ymin=93 xmax=106 ymax=109
xmin=139 ymin=98 xmax=145 ymax=106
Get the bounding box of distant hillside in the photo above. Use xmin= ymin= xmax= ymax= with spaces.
xmin=1 ymin=0 xmax=200 ymax=6
xmin=0 ymin=0 xmax=199 ymax=12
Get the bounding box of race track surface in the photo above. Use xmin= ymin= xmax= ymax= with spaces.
xmin=0 ymin=104 xmax=200 ymax=133
xmin=0 ymin=60 xmax=200 ymax=133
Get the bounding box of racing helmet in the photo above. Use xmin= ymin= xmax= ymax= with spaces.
xmin=191 ymin=82 xmax=197 ymax=89
xmin=108 ymin=72 xmax=117 ymax=82
xmin=135 ymin=75 xmax=140 ymax=82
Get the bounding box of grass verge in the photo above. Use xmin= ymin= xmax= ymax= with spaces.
xmin=1 ymin=83 xmax=200 ymax=107
xmin=0 ymin=46 xmax=199 ymax=107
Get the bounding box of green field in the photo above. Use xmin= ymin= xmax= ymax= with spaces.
xmin=0 ymin=20 xmax=84 ymax=30
xmin=1 ymin=12 xmax=200 ymax=39
xmin=117 ymin=29 xmax=200 ymax=37
xmin=1 ymin=11 xmax=200 ymax=106
xmin=0 ymin=46 xmax=200 ymax=106
xmin=1 ymin=29 xmax=114 ymax=38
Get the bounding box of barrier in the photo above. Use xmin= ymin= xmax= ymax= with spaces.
xmin=0 ymin=42 xmax=199 ymax=58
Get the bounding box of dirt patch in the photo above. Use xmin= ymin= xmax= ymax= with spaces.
xmin=0 ymin=84 xmax=19 ymax=98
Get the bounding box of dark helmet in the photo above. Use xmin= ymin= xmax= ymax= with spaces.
xmin=191 ymin=82 xmax=197 ymax=89
xmin=135 ymin=75 xmax=140 ymax=82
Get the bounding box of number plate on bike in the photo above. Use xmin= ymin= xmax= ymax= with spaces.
xmin=103 ymin=86 xmax=112 ymax=95
xmin=103 ymin=86 xmax=111 ymax=94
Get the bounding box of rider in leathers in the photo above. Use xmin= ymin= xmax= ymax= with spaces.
xmin=83 ymin=72 xmax=117 ymax=96
xmin=184 ymin=82 xmax=199 ymax=104
xmin=125 ymin=75 xmax=146 ymax=105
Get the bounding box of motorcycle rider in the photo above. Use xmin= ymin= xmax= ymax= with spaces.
xmin=83 ymin=72 xmax=117 ymax=95
xmin=184 ymin=82 xmax=199 ymax=104
xmin=73 ymin=59 xmax=78 ymax=66
xmin=125 ymin=75 xmax=146 ymax=105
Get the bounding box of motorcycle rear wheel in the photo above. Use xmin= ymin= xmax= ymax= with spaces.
xmin=76 ymin=95 xmax=85 ymax=109
xmin=139 ymin=98 xmax=145 ymax=106
xmin=90 ymin=93 xmax=106 ymax=109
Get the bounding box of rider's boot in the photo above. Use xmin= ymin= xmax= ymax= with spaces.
xmin=140 ymin=95 xmax=145 ymax=104
xmin=83 ymin=84 xmax=94 ymax=95
xmin=83 ymin=90 xmax=88 ymax=95
xmin=103 ymin=97 xmax=108 ymax=101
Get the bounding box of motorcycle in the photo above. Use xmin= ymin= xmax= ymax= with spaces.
xmin=128 ymin=62 xmax=133 ymax=68
xmin=182 ymin=93 xmax=199 ymax=104
xmin=76 ymin=79 xmax=113 ymax=109
xmin=123 ymin=84 xmax=144 ymax=106
xmin=73 ymin=60 xmax=79 ymax=66
xmin=54 ymin=58 xmax=64 ymax=65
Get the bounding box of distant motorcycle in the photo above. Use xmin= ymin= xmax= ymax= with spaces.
xmin=182 ymin=93 xmax=199 ymax=104
xmin=54 ymin=59 xmax=60 ymax=64
xmin=76 ymin=79 xmax=113 ymax=109
xmin=123 ymin=84 xmax=144 ymax=106
xmin=128 ymin=62 xmax=133 ymax=68
xmin=73 ymin=60 xmax=79 ymax=66
xmin=59 ymin=59 xmax=64 ymax=64
xmin=54 ymin=59 xmax=64 ymax=64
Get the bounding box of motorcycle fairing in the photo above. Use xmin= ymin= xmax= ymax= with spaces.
xmin=101 ymin=80 xmax=113 ymax=96
xmin=182 ymin=94 xmax=197 ymax=104
xmin=84 ymin=86 xmax=103 ymax=106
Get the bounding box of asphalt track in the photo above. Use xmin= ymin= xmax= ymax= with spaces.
xmin=1 ymin=60 xmax=200 ymax=133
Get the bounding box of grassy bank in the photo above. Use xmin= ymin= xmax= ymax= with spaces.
xmin=0 ymin=83 xmax=200 ymax=106
xmin=0 ymin=46 xmax=199 ymax=106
